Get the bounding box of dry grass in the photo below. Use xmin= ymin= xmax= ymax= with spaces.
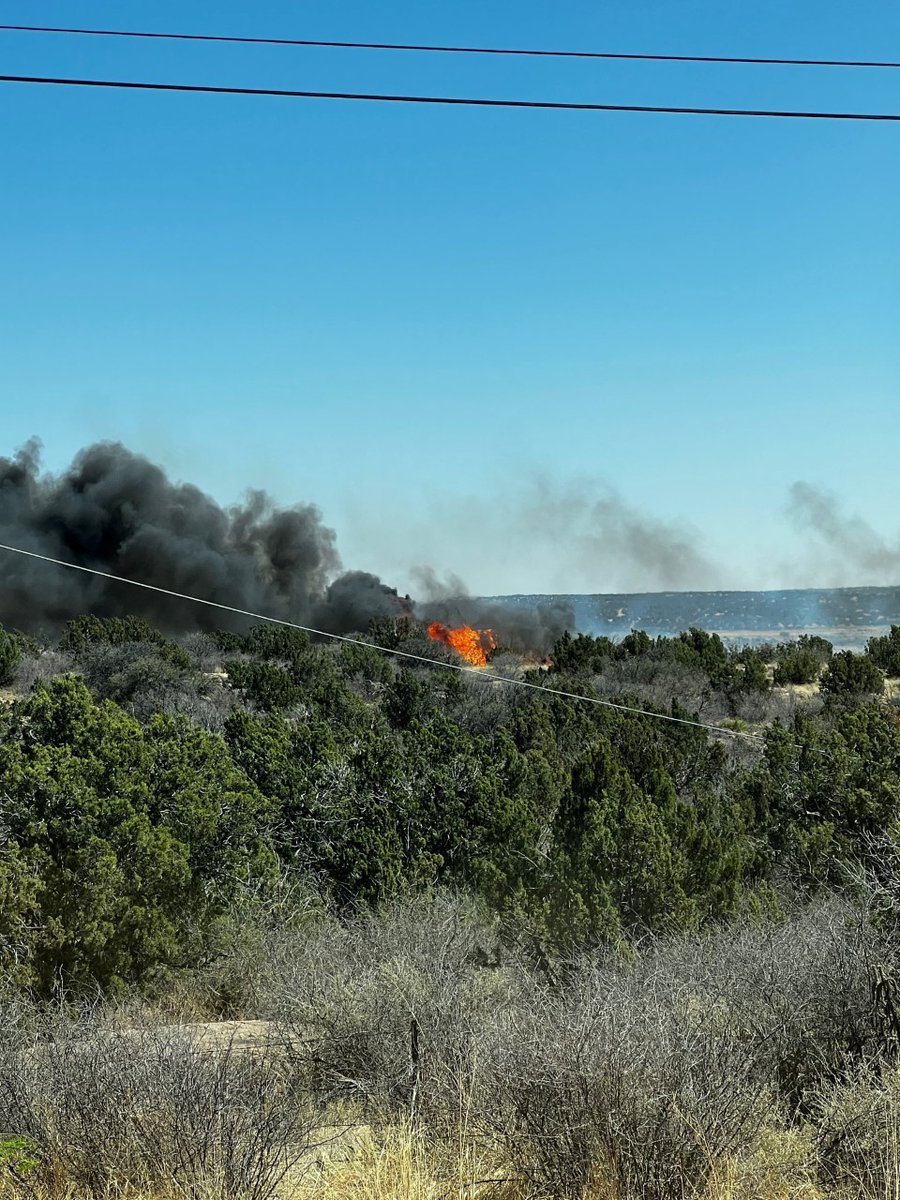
xmin=0 ymin=1123 xmax=841 ymax=1200
xmin=709 ymin=1124 xmax=822 ymax=1200
xmin=298 ymin=1121 xmax=526 ymax=1200
xmin=0 ymin=1102 xmax=892 ymax=1200
xmin=300 ymin=1123 xmax=818 ymax=1200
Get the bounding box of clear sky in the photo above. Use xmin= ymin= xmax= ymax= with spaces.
xmin=1 ymin=1 xmax=898 ymax=596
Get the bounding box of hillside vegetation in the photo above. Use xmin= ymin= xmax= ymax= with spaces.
xmin=3 ymin=614 xmax=900 ymax=1197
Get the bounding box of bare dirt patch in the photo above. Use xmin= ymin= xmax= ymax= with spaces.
xmin=180 ymin=1019 xmax=277 ymax=1050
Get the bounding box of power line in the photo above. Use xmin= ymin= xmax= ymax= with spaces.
xmin=2 ymin=23 xmax=899 ymax=71
xmin=1 ymin=540 xmax=877 ymax=774
xmin=0 ymin=540 xmax=768 ymax=745
xmin=1 ymin=73 xmax=899 ymax=121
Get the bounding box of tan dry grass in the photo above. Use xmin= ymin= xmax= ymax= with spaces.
xmin=0 ymin=1121 xmax=870 ymax=1200
xmin=297 ymin=1122 xmax=527 ymax=1200
xmin=708 ymin=1124 xmax=822 ymax=1200
xmin=295 ymin=1119 xmax=832 ymax=1200
xmin=767 ymin=677 xmax=900 ymax=711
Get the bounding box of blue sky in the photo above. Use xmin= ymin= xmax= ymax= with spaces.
xmin=1 ymin=1 xmax=898 ymax=595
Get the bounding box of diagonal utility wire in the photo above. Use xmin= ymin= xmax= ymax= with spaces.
xmin=0 ymin=540 xmax=769 ymax=744
xmin=1 ymin=74 xmax=899 ymax=121
xmin=2 ymin=23 xmax=899 ymax=70
xmin=2 ymin=541 xmax=883 ymax=774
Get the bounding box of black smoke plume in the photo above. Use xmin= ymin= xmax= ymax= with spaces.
xmin=0 ymin=440 xmax=411 ymax=635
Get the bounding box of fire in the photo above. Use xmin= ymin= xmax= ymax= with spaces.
xmin=427 ymin=621 xmax=497 ymax=667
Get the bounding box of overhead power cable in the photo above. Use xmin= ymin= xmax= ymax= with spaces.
xmin=1 ymin=73 xmax=899 ymax=121
xmin=2 ymin=23 xmax=899 ymax=70
xmin=1 ymin=539 xmax=876 ymax=774
xmin=0 ymin=540 xmax=768 ymax=745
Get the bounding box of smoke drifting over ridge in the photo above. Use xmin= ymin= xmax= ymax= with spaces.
xmin=346 ymin=474 xmax=719 ymax=597
xmin=787 ymin=482 xmax=900 ymax=586
xmin=521 ymin=476 xmax=717 ymax=592
xmin=0 ymin=440 xmax=572 ymax=650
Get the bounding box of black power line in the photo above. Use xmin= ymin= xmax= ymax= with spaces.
xmin=2 ymin=73 xmax=899 ymax=121
xmin=1 ymin=22 xmax=899 ymax=70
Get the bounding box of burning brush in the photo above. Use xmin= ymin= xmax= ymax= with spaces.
xmin=427 ymin=622 xmax=497 ymax=667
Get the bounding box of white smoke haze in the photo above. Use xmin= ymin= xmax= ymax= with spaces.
xmin=343 ymin=474 xmax=900 ymax=597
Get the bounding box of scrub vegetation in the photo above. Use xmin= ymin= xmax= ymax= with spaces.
xmin=3 ymin=613 xmax=900 ymax=1197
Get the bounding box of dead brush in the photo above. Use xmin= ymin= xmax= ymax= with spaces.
xmin=476 ymin=956 xmax=770 ymax=1200
xmin=0 ymin=1001 xmax=318 ymax=1200
xmin=259 ymin=893 xmax=520 ymax=1120
xmin=814 ymin=1064 xmax=900 ymax=1200
xmin=662 ymin=897 xmax=900 ymax=1109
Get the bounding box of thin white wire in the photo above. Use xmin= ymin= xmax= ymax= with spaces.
xmin=0 ymin=540 xmax=768 ymax=743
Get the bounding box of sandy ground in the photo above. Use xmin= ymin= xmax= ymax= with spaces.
xmin=87 ymin=1019 xmax=287 ymax=1051
xmin=181 ymin=1019 xmax=279 ymax=1049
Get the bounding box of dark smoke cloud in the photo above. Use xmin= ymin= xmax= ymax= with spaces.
xmin=787 ymin=482 xmax=900 ymax=585
xmin=312 ymin=571 xmax=412 ymax=636
xmin=0 ymin=439 xmax=572 ymax=650
xmin=0 ymin=439 xmax=408 ymax=634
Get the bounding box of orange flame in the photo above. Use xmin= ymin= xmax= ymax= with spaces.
xmin=427 ymin=621 xmax=497 ymax=667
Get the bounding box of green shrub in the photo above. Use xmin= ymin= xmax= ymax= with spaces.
xmin=0 ymin=625 xmax=20 ymax=685
xmin=732 ymin=648 xmax=771 ymax=694
xmin=866 ymin=625 xmax=900 ymax=677
xmin=550 ymin=631 xmax=616 ymax=675
xmin=60 ymin=614 xmax=191 ymax=669
xmin=774 ymin=649 xmax=819 ymax=685
xmin=225 ymin=660 xmax=304 ymax=710
xmin=0 ymin=675 xmax=275 ymax=992
xmin=0 ymin=1135 xmax=40 ymax=1178
xmin=243 ymin=623 xmax=310 ymax=663
xmin=821 ymin=651 xmax=884 ymax=699
xmin=773 ymin=635 xmax=832 ymax=686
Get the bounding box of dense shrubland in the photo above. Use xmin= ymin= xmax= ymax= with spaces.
xmin=2 ymin=613 xmax=900 ymax=1195
xmin=1 ymin=614 xmax=900 ymax=991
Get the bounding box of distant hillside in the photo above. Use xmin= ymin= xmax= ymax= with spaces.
xmin=489 ymin=585 xmax=900 ymax=649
